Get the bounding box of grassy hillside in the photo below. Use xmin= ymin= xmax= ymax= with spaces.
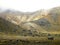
xmin=0 ymin=17 xmax=24 ymax=35
xmin=0 ymin=7 xmax=60 ymax=45
xmin=0 ymin=17 xmax=48 ymax=37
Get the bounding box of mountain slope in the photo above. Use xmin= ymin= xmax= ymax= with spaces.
xmin=30 ymin=7 xmax=60 ymax=34
xmin=0 ymin=7 xmax=60 ymax=36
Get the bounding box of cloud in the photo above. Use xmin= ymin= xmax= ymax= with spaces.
xmin=0 ymin=0 xmax=60 ymax=12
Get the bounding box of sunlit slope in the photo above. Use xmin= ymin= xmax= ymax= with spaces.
xmin=0 ymin=7 xmax=60 ymax=36
xmin=0 ymin=10 xmax=47 ymax=25
xmin=0 ymin=17 xmax=47 ymax=37
xmin=0 ymin=10 xmax=48 ymax=37
xmin=31 ymin=7 xmax=60 ymax=34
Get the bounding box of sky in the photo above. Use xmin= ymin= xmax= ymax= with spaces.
xmin=0 ymin=0 xmax=60 ymax=12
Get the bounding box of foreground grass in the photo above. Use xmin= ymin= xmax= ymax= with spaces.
xmin=0 ymin=34 xmax=60 ymax=45
xmin=0 ymin=39 xmax=60 ymax=45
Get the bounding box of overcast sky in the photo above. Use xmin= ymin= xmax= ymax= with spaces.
xmin=0 ymin=0 xmax=60 ymax=12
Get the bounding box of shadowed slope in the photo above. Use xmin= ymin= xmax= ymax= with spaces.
xmin=0 ymin=17 xmax=24 ymax=35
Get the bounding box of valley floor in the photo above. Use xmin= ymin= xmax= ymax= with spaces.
xmin=0 ymin=39 xmax=60 ymax=45
xmin=0 ymin=34 xmax=60 ymax=45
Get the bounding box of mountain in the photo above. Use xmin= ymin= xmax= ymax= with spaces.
xmin=0 ymin=6 xmax=60 ymax=37
xmin=30 ymin=7 xmax=60 ymax=34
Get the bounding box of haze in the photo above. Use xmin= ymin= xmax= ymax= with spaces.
xmin=0 ymin=0 xmax=60 ymax=12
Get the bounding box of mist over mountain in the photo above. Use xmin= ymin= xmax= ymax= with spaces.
xmin=0 ymin=6 xmax=60 ymax=37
